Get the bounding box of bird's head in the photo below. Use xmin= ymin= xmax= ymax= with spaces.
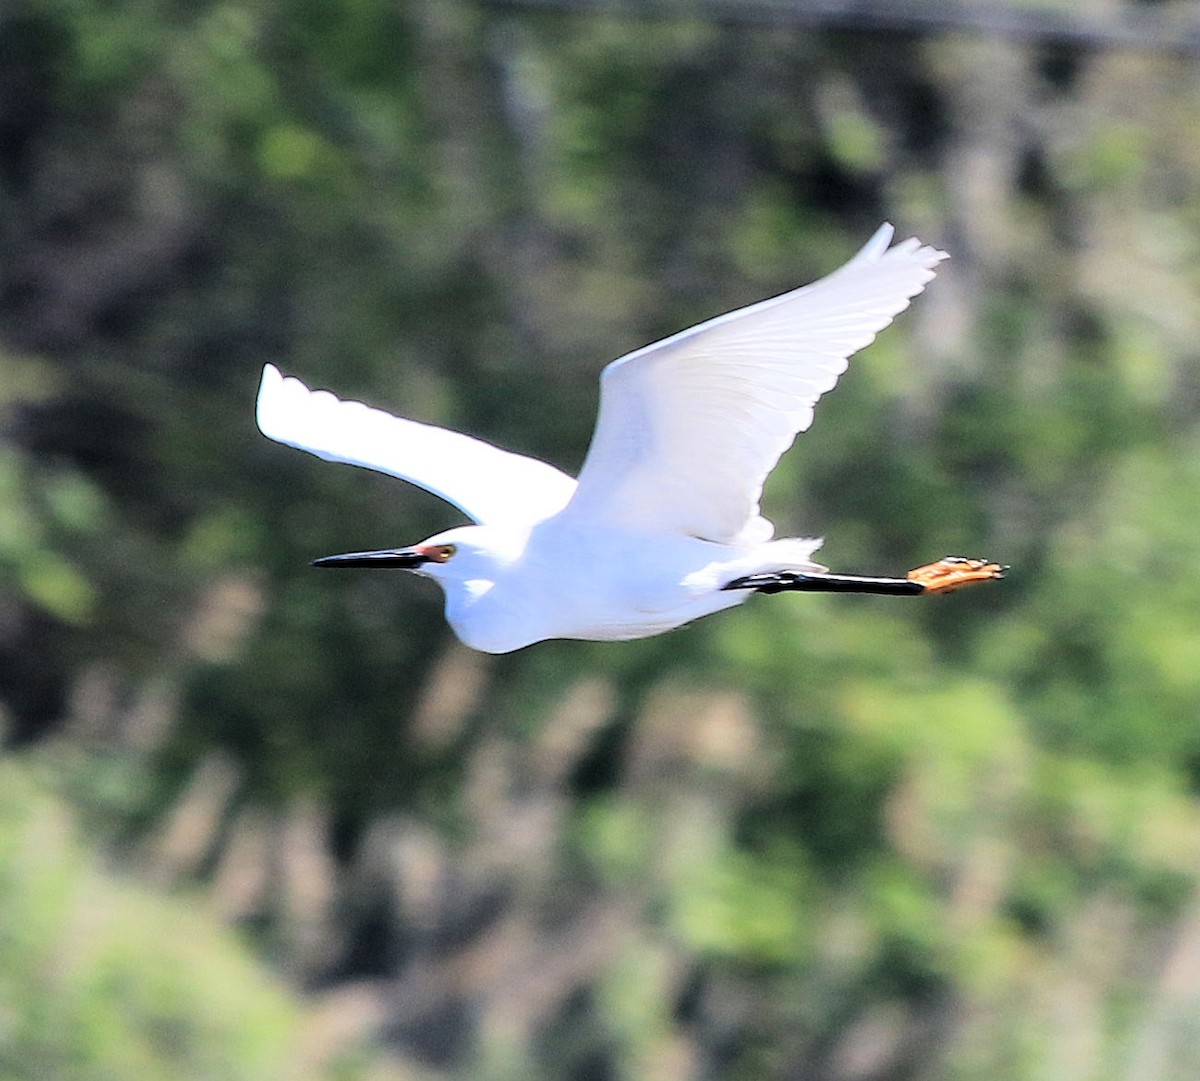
xmin=314 ymin=523 xmax=542 ymax=653
xmin=312 ymin=524 xmax=521 ymax=587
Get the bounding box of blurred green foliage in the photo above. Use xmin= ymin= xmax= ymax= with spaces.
xmin=0 ymin=751 xmax=332 ymax=1080
xmin=3 ymin=0 xmax=1200 ymax=1078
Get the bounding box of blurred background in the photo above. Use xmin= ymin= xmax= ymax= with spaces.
xmin=4 ymin=0 xmax=1200 ymax=1078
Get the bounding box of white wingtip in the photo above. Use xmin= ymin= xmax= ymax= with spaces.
xmin=853 ymin=222 xmax=896 ymax=264
xmin=255 ymin=363 xmax=286 ymax=440
xmin=848 ymin=222 xmax=948 ymax=270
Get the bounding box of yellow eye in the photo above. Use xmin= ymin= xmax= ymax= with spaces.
xmin=431 ymin=544 xmax=457 ymax=563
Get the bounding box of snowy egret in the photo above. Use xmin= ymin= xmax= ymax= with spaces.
xmin=256 ymin=224 xmax=1004 ymax=653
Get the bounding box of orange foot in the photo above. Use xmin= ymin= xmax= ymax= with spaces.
xmin=906 ymin=556 xmax=1007 ymax=595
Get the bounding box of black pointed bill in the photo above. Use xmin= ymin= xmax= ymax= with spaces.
xmin=312 ymin=546 xmax=431 ymax=569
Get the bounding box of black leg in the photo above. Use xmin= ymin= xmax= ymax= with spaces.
xmin=722 ymin=557 xmax=1007 ymax=597
xmin=722 ymin=571 xmax=925 ymax=596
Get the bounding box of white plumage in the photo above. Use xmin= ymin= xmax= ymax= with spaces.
xmin=255 ymin=363 xmax=577 ymax=526
xmin=565 ymin=226 xmax=940 ymax=545
xmin=257 ymin=224 xmax=991 ymax=654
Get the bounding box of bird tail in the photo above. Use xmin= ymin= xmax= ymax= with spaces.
xmin=762 ymin=536 xmax=827 ymax=573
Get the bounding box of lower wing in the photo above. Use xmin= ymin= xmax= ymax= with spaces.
xmin=255 ymin=365 xmax=578 ymax=526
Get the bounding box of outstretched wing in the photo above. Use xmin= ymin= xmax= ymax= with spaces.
xmin=562 ymin=224 xmax=947 ymax=544
xmin=255 ymin=365 xmax=577 ymax=526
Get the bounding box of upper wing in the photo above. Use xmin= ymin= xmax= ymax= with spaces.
xmin=255 ymin=365 xmax=578 ymax=526
xmin=561 ymin=224 xmax=948 ymax=544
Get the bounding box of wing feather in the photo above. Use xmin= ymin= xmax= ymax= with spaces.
xmin=561 ymin=224 xmax=947 ymax=544
xmin=255 ymin=365 xmax=577 ymax=526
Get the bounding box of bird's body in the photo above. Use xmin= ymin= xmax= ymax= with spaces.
xmin=257 ymin=224 xmax=1004 ymax=653
xmin=414 ymin=521 xmax=824 ymax=653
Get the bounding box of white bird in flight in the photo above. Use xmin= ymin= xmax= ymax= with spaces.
xmin=257 ymin=224 xmax=1004 ymax=653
